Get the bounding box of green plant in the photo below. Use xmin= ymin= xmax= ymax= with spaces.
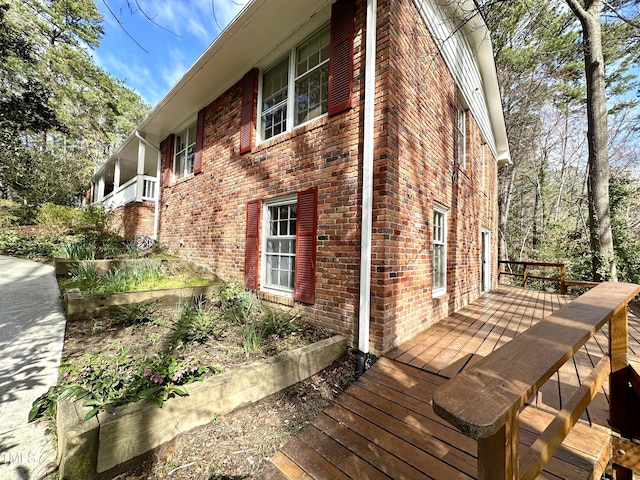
xmin=0 ymin=231 xmax=62 ymax=258
xmin=0 ymin=199 xmax=19 ymax=228
xmin=37 ymin=203 xmax=82 ymax=235
xmin=125 ymin=241 xmax=141 ymax=259
xmin=29 ymin=351 xmax=213 ymax=422
xmin=65 ymin=262 xmax=100 ymax=292
xmin=109 ymin=300 xmax=160 ymax=327
xmin=240 ymin=320 xmax=267 ymax=357
xmin=57 ymin=240 xmax=96 ymax=260
xmin=217 ymin=281 xmax=254 ymax=324
xmin=77 ymin=204 xmax=113 ymax=236
xmin=170 ymin=297 xmax=227 ymax=346
xmin=260 ymin=308 xmax=301 ymax=337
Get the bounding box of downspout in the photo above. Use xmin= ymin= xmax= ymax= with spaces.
xmin=134 ymin=131 xmax=161 ymax=240
xmin=357 ymin=0 xmax=377 ymax=377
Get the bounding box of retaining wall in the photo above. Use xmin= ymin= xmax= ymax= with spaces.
xmin=57 ymin=335 xmax=347 ymax=479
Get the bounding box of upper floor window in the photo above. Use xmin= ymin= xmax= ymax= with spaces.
xmin=260 ymin=26 xmax=330 ymax=141
xmin=174 ymin=124 xmax=196 ymax=180
xmin=456 ymin=108 xmax=466 ymax=169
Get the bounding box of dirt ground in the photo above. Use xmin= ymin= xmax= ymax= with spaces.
xmin=61 ymin=302 xmax=357 ymax=479
xmin=110 ymin=355 xmax=355 ymax=479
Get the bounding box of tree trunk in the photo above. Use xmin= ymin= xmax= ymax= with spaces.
xmin=565 ymin=0 xmax=617 ymax=281
xmin=498 ymin=162 xmax=516 ymax=261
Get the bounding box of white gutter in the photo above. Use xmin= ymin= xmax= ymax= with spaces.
xmin=135 ymin=131 xmax=161 ymax=240
xmin=358 ymin=0 xmax=377 ymax=358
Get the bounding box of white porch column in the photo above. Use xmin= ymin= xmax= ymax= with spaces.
xmin=136 ymin=139 xmax=146 ymax=201
xmin=113 ymin=158 xmax=121 ymax=191
xmin=97 ymin=177 xmax=105 ymax=201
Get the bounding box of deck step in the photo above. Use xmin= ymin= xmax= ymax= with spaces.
xmin=269 ymin=359 xmax=612 ymax=480
xmin=519 ymin=406 xmax=610 ymax=480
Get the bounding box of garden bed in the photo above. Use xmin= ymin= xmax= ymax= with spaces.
xmin=64 ymin=285 xmax=219 ymax=320
xmin=59 ymin=258 xmax=218 ymax=319
xmin=44 ymin=283 xmax=349 ymax=478
xmin=57 ymin=336 xmax=347 ymax=479
xmin=54 ymin=257 xmax=172 ymax=277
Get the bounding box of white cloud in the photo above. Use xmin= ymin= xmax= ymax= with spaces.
xmin=160 ymin=47 xmax=189 ymax=91
xmin=135 ymin=0 xmax=248 ymax=45
xmin=96 ymin=0 xmax=250 ymax=105
xmin=94 ymin=50 xmax=165 ymax=105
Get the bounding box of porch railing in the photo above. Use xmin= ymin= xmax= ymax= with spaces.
xmin=98 ymin=175 xmax=157 ymax=210
xmin=433 ymin=281 xmax=640 ymax=480
xmin=498 ymin=260 xmax=600 ymax=294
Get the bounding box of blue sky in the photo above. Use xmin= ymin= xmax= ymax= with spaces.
xmin=93 ymin=0 xmax=249 ymax=105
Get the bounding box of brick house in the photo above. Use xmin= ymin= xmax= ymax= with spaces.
xmin=90 ymin=0 xmax=510 ymax=356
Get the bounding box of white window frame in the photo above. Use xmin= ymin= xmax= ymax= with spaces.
xmin=258 ymin=25 xmax=330 ymax=142
xmin=481 ymin=228 xmax=491 ymax=293
xmin=261 ymin=195 xmax=297 ymax=296
xmin=457 ymin=107 xmax=466 ymax=170
xmin=433 ymin=206 xmax=447 ymax=297
xmin=481 ymin=143 xmax=486 ymax=191
xmin=174 ymin=123 xmax=196 ymax=180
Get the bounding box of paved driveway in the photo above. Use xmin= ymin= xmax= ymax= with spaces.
xmin=0 ymin=256 xmax=66 ymax=480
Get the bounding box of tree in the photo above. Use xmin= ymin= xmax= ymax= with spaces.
xmin=565 ymin=0 xmax=617 ymax=281
xmin=0 ymin=0 xmax=149 ymax=205
xmin=483 ymin=0 xmax=639 ymax=282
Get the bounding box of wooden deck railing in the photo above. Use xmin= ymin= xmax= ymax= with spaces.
xmin=498 ymin=260 xmax=600 ymax=294
xmin=432 ymin=282 xmax=640 ymax=480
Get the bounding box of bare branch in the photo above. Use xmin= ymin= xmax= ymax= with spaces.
xmin=101 ymin=0 xmax=148 ymax=53
xmin=132 ymin=0 xmax=181 ymax=38
xmin=211 ymin=0 xmax=224 ymax=31
xmin=603 ymin=0 xmax=640 ymax=29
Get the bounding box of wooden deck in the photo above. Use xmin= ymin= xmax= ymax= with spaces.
xmin=267 ymin=286 xmax=640 ymax=479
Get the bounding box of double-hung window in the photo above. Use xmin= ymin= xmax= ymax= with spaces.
xmin=260 ymin=26 xmax=330 ymax=141
xmin=174 ymin=124 xmax=196 ymax=180
xmin=264 ymin=198 xmax=297 ymax=293
xmin=433 ymin=208 xmax=447 ymax=296
xmin=456 ymin=108 xmax=466 ymax=169
xmin=245 ymin=189 xmax=317 ymax=303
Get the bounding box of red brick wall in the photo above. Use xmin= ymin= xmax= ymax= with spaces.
xmin=368 ymin=0 xmax=499 ymax=351
xmin=158 ymin=0 xmax=367 ymax=347
xmin=111 ymin=202 xmax=155 ymax=241
xmin=156 ymin=0 xmax=499 ymax=354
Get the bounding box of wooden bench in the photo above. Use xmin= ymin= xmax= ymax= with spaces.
xmin=433 ymin=282 xmax=640 ymax=480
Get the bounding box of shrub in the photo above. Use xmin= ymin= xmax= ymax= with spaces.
xmin=0 ymin=200 xmax=38 ymax=227
xmin=0 ymin=231 xmax=61 ymax=258
xmin=0 ymin=199 xmax=19 ymax=228
xmin=37 ymin=203 xmax=82 ymax=235
xmin=77 ymin=204 xmax=113 ymax=236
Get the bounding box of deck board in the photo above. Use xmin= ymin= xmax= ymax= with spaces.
xmin=270 ymin=286 xmax=640 ymax=479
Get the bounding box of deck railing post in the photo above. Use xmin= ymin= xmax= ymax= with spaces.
xmin=522 ymin=263 xmax=529 ymax=289
xmin=610 ymin=306 xmax=632 ymax=434
xmin=477 ymin=409 xmax=519 ymax=480
xmin=560 ymin=265 xmax=566 ymax=294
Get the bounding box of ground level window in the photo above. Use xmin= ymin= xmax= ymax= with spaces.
xmin=433 ymin=208 xmax=447 ymax=296
xmin=264 ymin=199 xmax=297 ymax=292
